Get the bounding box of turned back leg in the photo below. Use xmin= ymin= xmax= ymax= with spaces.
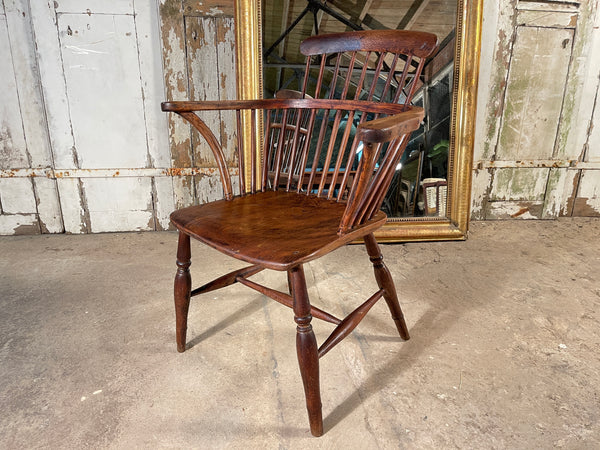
xmin=363 ymin=233 xmax=410 ymax=340
xmin=174 ymin=231 xmax=192 ymax=352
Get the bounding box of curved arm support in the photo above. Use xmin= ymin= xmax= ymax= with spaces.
xmin=177 ymin=111 xmax=233 ymax=200
xmin=339 ymin=107 xmax=424 ymax=234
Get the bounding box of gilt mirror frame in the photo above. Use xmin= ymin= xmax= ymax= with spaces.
xmin=234 ymin=0 xmax=483 ymax=242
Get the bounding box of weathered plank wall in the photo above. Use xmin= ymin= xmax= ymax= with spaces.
xmin=0 ymin=0 xmax=174 ymax=234
xmin=0 ymin=0 xmax=63 ymax=234
xmin=158 ymin=0 xmax=238 ymax=210
xmin=0 ymin=0 xmax=237 ymax=235
xmin=473 ymin=0 xmax=600 ymax=218
xmin=2 ymin=0 xmax=599 ymax=235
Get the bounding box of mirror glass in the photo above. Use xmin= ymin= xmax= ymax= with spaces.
xmin=261 ymin=0 xmax=457 ymax=219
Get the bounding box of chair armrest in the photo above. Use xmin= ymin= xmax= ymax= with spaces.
xmin=356 ymin=106 xmax=424 ymax=143
xmin=338 ymin=107 xmax=424 ymax=234
xmin=161 ymin=99 xmax=408 ymax=114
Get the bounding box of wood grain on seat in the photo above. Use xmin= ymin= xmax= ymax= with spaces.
xmin=171 ymin=191 xmax=387 ymax=271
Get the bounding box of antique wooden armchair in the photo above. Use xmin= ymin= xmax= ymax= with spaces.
xmin=162 ymin=30 xmax=437 ymax=436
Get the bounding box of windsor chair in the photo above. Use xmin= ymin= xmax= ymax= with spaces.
xmin=162 ymin=29 xmax=437 ymax=437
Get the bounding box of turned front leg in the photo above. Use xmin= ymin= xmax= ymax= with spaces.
xmin=364 ymin=233 xmax=410 ymax=340
xmin=289 ymin=265 xmax=323 ymax=437
xmin=174 ymin=231 xmax=192 ymax=352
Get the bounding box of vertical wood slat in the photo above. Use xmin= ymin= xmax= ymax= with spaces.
xmin=285 ymin=108 xmax=306 ymax=191
xmin=338 ymin=141 xmax=381 ymax=233
xmin=301 ymin=59 xmax=311 ymax=96
xmin=405 ymin=57 xmax=426 ymax=105
xmin=313 ymin=55 xmax=327 ymax=98
xmin=272 ymin=109 xmax=289 ymax=189
xmin=380 ymin=53 xmax=400 ymax=101
xmin=251 ymin=109 xmax=257 ymax=193
xmin=296 ymin=108 xmax=318 ymax=192
xmin=311 ymin=108 xmax=332 ymax=196
xmin=319 ymin=109 xmax=344 ymax=196
xmin=337 ymin=110 xmax=369 ymax=201
xmin=328 ymin=53 xmax=342 ymax=99
xmin=362 ymin=136 xmax=409 ymax=222
xmin=353 ymin=51 xmax=372 ymax=100
xmin=328 ymin=111 xmax=356 ymax=200
xmin=236 ymin=110 xmax=245 ymax=195
xmin=262 ymin=109 xmax=273 ymax=191
xmin=393 ymin=55 xmax=413 ymax=104
xmin=367 ymin=52 xmax=387 ymax=101
xmin=340 ymin=52 xmax=357 ymax=99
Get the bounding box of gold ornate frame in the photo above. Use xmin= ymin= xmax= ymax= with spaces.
xmin=235 ymin=0 xmax=483 ymax=242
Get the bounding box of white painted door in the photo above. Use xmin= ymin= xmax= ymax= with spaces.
xmin=0 ymin=0 xmax=63 ymax=234
xmin=28 ymin=0 xmax=172 ymax=233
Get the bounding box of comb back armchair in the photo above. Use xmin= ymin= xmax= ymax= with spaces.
xmin=162 ymin=29 xmax=437 ymax=436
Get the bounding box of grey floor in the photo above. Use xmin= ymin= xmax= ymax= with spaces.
xmin=1 ymin=218 xmax=599 ymax=449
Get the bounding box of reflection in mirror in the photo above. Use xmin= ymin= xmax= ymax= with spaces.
xmin=262 ymin=0 xmax=457 ymax=218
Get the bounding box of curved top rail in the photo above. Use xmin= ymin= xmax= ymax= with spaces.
xmin=300 ymin=30 xmax=438 ymax=58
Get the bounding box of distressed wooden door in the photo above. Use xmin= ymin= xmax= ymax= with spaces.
xmin=27 ymin=0 xmax=172 ymax=233
xmin=159 ymin=0 xmax=238 ymax=210
xmin=472 ymin=0 xmax=600 ymax=219
xmin=0 ymin=0 xmax=63 ymax=234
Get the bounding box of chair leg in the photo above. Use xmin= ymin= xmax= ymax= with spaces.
xmin=288 ymin=265 xmax=323 ymax=437
xmin=174 ymin=231 xmax=192 ymax=353
xmin=363 ymin=233 xmax=410 ymax=340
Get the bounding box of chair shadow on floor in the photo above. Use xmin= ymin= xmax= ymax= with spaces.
xmin=180 ymin=273 xmax=460 ymax=435
xmin=323 ymin=305 xmax=454 ymax=432
xmin=185 ymin=293 xmax=266 ymax=351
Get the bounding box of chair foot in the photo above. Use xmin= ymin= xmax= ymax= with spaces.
xmin=289 ymin=266 xmax=324 ymax=437
xmin=364 ymin=233 xmax=410 ymax=340
xmin=174 ymin=232 xmax=192 ymax=352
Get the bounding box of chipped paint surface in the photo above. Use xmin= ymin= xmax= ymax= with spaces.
xmin=0 ymin=178 xmax=37 ymax=214
xmin=486 ymin=201 xmax=544 ymax=220
xmin=160 ymin=1 xmax=238 ymax=209
xmin=0 ymin=213 xmax=40 ymax=234
xmin=490 ymin=168 xmax=549 ymax=202
xmin=83 ymin=177 xmax=154 ymax=232
xmin=574 ymin=171 xmax=600 ymax=216
xmin=0 ymin=0 xmax=177 ymax=235
xmin=53 ymin=1 xmax=134 ymax=15
xmin=472 ymin=0 xmax=600 ymax=219
xmin=0 ymin=166 xmax=240 ymax=178
xmin=469 ymin=169 xmax=493 ymax=220
xmin=496 ymin=26 xmax=573 ymax=161
xmin=159 ymin=0 xmax=193 ymax=211
xmin=183 ymin=0 xmax=234 ymax=17
xmin=0 ymin=13 xmax=30 ymax=169
xmin=186 ymin=16 xmax=237 ymax=166
xmin=58 ymin=13 xmax=148 ymax=169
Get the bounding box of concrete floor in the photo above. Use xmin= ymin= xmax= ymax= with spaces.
xmin=1 ymin=219 xmax=599 ymax=449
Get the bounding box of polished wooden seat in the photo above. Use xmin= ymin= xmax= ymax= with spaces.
xmin=162 ymin=29 xmax=437 ymax=436
xmin=171 ymin=191 xmax=386 ymax=270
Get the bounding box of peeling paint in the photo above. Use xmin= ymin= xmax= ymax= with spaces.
xmin=77 ymin=178 xmax=91 ymax=233
xmin=0 ymin=213 xmax=39 ymax=235
xmin=473 ymin=0 xmax=600 ymax=220
xmin=486 ymin=201 xmax=544 ymax=220
xmin=490 ymin=168 xmax=550 ymax=202
xmin=497 ymin=26 xmax=573 ymax=161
